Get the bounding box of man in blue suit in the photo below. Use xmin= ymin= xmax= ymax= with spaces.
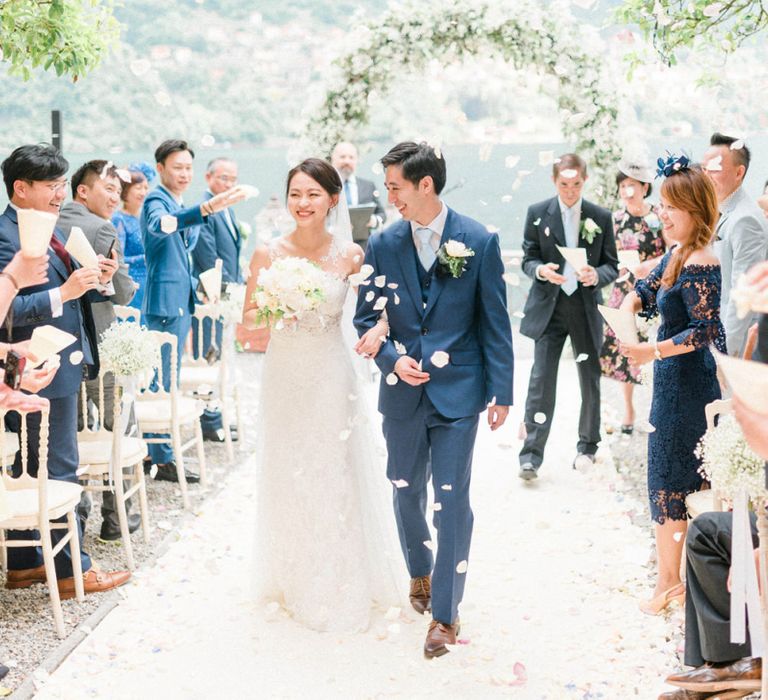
xmin=0 ymin=144 xmax=130 ymax=598
xmin=142 ymin=140 xmax=244 ymax=480
xmin=190 ymin=157 xmax=243 ymax=442
xmin=354 ymin=142 xmax=514 ymax=659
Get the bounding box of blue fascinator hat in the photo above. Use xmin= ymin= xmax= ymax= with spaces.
xmin=656 ymin=152 xmax=691 ymax=178
xmin=128 ymin=161 xmax=157 ymax=183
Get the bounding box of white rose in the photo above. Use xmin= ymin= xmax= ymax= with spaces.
xmin=444 ymin=240 xmax=472 ymax=257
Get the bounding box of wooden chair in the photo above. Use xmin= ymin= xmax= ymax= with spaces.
xmin=0 ymin=407 xmax=85 ymax=638
xmin=685 ymin=398 xmax=732 ymax=519
xmin=134 ymin=331 xmax=206 ymax=509
xmin=77 ymin=373 xmax=150 ymax=570
xmin=180 ymin=303 xmax=241 ymax=462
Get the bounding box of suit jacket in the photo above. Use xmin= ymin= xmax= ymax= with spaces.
xmin=354 ymin=208 xmax=514 ymax=419
xmin=190 ymin=191 xmax=243 ymax=285
xmin=0 ymin=205 xmax=99 ymax=399
xmin=57 ymin=201 xmax=136 ymax=338
xmin=141 ymin=185 xmax=203 ymax=318
xmin=714 ymin=187 xmax=768 ymax=356
xmin=520 ymin=196 xmax=618 ymax=351
xmin=355 ymin=176 xmax=387 ymax=225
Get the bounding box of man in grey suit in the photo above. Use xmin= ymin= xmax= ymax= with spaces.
xmin=703 ymin=133 xmax=768 ymax=356
xmin=58 ymin=159 xmax=138 ymax=541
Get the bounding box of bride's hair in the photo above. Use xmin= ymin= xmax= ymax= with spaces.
xmin=285 ymin=158 xmax=342 ymax=200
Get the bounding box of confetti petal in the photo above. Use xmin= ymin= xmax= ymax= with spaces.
xmin=441 ymin=484 xmax=453 ymax=491
xmin=385 ymin=372 xmax=398 ymax=385
xmin=160 ymin=215 xmax=178 ymax=233
xmin=504 ymin=155 xmax=521 ymax=169
xmin=673 ymin=532 xmax=683 ymax=542
xmin=365 ymin=291 xmax=375 ymax=302
xmin=575 ymin=353 xmax=589 ymax=362
xmin=430 ymin=350 xmax=450 ymax=368
xmin=69 ymin=350 xmax=83 ymax=365
xmin=374 ymin=275 xmax=386 ymax=288
xmin=423 ymin=540 xmax=435 ymax=550
xmin=391 ymin=479 xmax=409 ymax=488
xmin=456 ymin=560 xmax=468 ymax=574
xmin=533 ymin=218 xmax=541 ymax=226
xmin=544 ymin=226 xmax=550 ymax=237
xmin=339 ymin=429 xmax=351 ymax=441
xmin=373 ymin=296 xmax=388 ymax=311
xmin=731 ymin=138 xmax=745 ymax=150
xmin=533 ymin=412 xmax=547 ymax=424
xmin=432 ymin=502 xmax=442 ymax=511
xmin=560 ymin=168 xmax=578 ymax=179
xmin=393 ymin=340 xmax=407 ymax=355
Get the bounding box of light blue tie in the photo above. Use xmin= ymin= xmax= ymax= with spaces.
xmin=561 ymin=207 xmax=579 ymax=296
xmin=344 ymin=180 xmax=352 ymax=205
xmin=415 ymin=227 xmax=436 ymax=270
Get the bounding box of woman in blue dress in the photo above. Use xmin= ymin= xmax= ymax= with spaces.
xmin=620 ymin=156 xmax=726 ymax=615
xmin=112 ymin=162 xmax=153 ymax=312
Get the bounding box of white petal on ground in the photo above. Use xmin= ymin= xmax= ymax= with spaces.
xmin=430 ymin=351 xmax=450 ymax=368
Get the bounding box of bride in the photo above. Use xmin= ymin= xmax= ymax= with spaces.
xmin=243 ymin=158 xmax=403 ymax=632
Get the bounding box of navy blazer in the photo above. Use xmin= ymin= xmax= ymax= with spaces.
xmin=0 ymin=205 xmax=99 ymax=399
xmin=141 ymin=185 xmax=203 ymax=318
xmin=354 ymin=208 xmax=514 ymax=419
xmin=190 ymin=191 xmax=243 ymax=284
xmin=520 ymin=196 xmax=618 ymax=351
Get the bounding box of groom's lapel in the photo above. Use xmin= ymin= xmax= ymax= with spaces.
xmin=423 ymin=209 xmax=462 ymax=319
xmin=393 ymin=224 xmax=423 ymax=316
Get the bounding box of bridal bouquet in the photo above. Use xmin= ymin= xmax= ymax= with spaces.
xmin=252 ymin=257 xmax=327 ymax=326
xmin=695 ymin=413 xmax=765 ymax=502
xmin=99 ymin=321 xmax=160 ymax=380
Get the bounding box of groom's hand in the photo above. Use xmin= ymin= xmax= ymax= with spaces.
xmin=487 ymin=405 xmax=509 ymax=431
xmin=394 ymin=356 xmax=430 ymax=386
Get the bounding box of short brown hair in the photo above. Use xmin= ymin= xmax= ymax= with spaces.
xmin=553 ymin=153 xmax=587 ymax=179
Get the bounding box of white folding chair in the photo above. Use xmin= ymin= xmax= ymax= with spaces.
xmin=77 ymin=373 xmax=150 ymax=570
xmin=0 ymin=407 xmax=85 ymax=638
xmin=113 ymin=305 xmax=141 ymax=324
xmin=135 ymin=331 xmax=206 ymax=509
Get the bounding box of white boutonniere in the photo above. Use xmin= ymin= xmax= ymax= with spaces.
xmin=580 ymin=217 xmax=601 ymax=244
xmin=436 ymin=240 xmax=475 ymax=278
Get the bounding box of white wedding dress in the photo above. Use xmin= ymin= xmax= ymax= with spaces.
xmin=254 ymin=237 xmax=404 ymax=632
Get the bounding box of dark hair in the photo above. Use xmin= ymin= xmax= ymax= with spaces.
xmin=1 ymin=143 xmax=68 ymax=199
xmin=710 ymin=132 xmax=750 ymax=173
xmin=71 ymin=159 xmax=121 ymax=198
xmin=155 ymin=139 xmax=194 ymax=165
xmin=380 ymin=142 xmax=447 ymax=195
xmin=285 ymin=157 xmax=342 ymax=199
xmin=553 ymin=153 xmax=587 ymax=179
xmin=615 ymin=171 xmax=652 ymax=199
xmin=120 ymin=169 xmax=148 ymax=202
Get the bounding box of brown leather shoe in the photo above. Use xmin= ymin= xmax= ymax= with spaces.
xmin=659 ymin=689 xmax=753 ymax=699
xmin=5 ymin=565 xmax=47 ymax=589
xmin=666 ymin=658 xmax=761 ymax=692
xmin=409 ymin=575 xmax=431 ymax=614
xmin=58 ymin=567 xmax=131 ymax=600
xmin=424 ymin=619 xmax=460 ymax=659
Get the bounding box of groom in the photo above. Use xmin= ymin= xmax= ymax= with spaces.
xmin=355 ymin=142 xmax=514 ymax=659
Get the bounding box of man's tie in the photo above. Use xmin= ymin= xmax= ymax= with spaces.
xmin=561 ymin=207 xmax=578 ymax=296
xmin=344 ymin=180 xmax=352 ymax=206
xmin=415 ymin=227 xmax=436 ymax=271
xmin=49 ymin=234 xmax=72 ymax=275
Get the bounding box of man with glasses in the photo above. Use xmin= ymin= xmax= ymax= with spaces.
xmin=191 ymin=157 xmax=244 ymax=442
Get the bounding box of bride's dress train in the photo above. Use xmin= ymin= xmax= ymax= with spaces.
xmin=254 ymin=239 xmax=403 ymax=632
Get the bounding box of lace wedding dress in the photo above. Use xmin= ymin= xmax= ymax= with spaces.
xmin=254 ymin=238 xmax=404 ymax=632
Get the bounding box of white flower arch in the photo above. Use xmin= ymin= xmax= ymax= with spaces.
xmin=304 ymin=0 xmax=624 ymax=204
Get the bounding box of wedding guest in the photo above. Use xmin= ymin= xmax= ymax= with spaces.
xmin=620 ymin=156 xmax=725 ymax=615
xmin=190 ymin=157 xmax=244 ymax=443
xmin=702 ymin=133 xmax=768 ymax=356
xmin=331 ymin=141 xmax=386 ymax=246
xmin=141 ymin=139 xmax=244 ymax=480
xmin=58 ymin=159 xmax=139 ymax=542
xmin=518 ymin=153 xmax=618 ymax=480
xmin=112 ymin=162 xmax=154 ymax=313
xmin=0 ymin=144 xmax=129 ymax=598
xmin=600 ymin=160 xmax=667 ymax=434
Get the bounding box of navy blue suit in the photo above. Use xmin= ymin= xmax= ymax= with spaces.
xmin=141 ymin=185 xmax=203 ymax=464
xmin=0 ymin=204 xmax=99 ymax=576
xmin=354 ymin=207 xmax=514 ymax=624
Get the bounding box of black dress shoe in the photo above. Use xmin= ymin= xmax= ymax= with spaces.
xmin=99 ymin=513 xmax=142 ymax=541
xmin=203 ymin=429 xmax=226 ymax=443
xmin=143 ymin=456 xmax=152 ymax=474
xmin=519 ymin=463 xmax=538 ymax=481
xmin=153 ymin=462 xmax=200 ymax=484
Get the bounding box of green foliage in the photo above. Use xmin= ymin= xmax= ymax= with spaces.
xmin=616 ymin=0 xmax=768 ymax=65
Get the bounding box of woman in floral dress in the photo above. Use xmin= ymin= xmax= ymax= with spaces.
xmin=600 ymin=160 xmax=667 ymax=433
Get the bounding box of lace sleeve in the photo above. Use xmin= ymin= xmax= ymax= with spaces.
xmin=634 ymin=251 xmax=668 ymax=319
xmin=671 ymin=267 xmax=727 ymax=352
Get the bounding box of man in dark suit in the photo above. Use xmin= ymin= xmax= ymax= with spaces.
xmin=0 ymin=144 xmax=129 ymax=598
xmin=331 ymin=142 xmax=386 ymax=246
xmin=518 ymin=153 xmax=618 ymax=481
xmin=58 ymin=159 xmax=138 ymax=541
xmin=190 ymin=157 xmax=243 ymax=442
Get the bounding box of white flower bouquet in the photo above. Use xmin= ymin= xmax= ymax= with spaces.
xmin=216 ymin=284 xmax=247 ymax=324
xmin=695 ymin=413 xmax=766 ymax=502
xmin=252 ymin=257 xmax=326 ymax=327
xmin=99 ymin=321 xmax=160 ymax=379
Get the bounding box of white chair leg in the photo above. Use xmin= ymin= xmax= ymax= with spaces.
xmin=67 ymin=511 xmax=85 ymax=602
xmin=40 ymin=523 xmax=65 ymax=638
xmin=171 ymin=426 xmax=190 ymax=509
xmin=194 ymin=420 xmax=207 ymax=487
xmin=234 ymin=385 xmax=244 ymax=439
xmin=114 ymin=472 xmax=135 ymax=571
xmin=220 ymin=397 xmax=234 ymax=463
xmin=136 ymin=461 xmax=151 ymax=543
xmin=0 ymin=529 xmax=6 ymax=573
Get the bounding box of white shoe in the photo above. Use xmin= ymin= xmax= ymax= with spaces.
xmin=572 ymin=453 xmax=595 ymax=472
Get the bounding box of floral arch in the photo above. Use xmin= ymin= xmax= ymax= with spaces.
xmin=304 ymin=0 xmax=625 ymax=204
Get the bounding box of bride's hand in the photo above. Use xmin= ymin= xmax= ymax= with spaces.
xmin=355 ymin=319 xmax=389 ymax=359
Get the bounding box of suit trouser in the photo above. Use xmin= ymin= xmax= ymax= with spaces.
xmin=520 ymin=290 xmax=601 ymax=468
xmin=6 ymin=394 xmax=93 ymax=577
xmin=382 ymin=392 xmax=479 ymax=624
xmin=685 ymin=511 xmax=758 ymax=667
xmin=145 ymin=313 xmax=191 ymax=464
xmin=191 ymin=316 xmax=224 ymax=434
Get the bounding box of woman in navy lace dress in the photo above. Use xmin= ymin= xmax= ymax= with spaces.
xmin=620 ymin=158 xmax=725 ymax=615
